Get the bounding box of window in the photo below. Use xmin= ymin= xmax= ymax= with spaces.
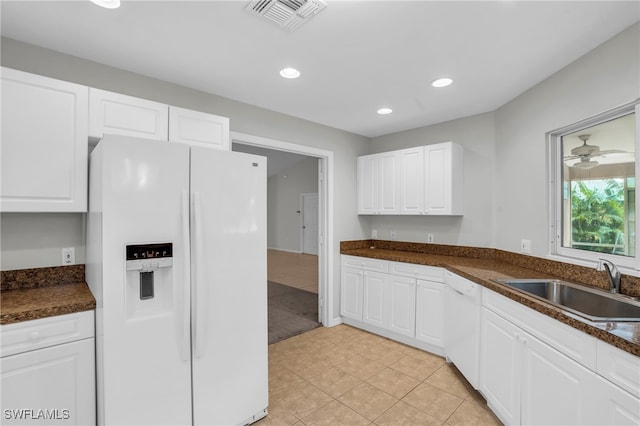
xmin=550 ymin=101 xmax=639 ymax=268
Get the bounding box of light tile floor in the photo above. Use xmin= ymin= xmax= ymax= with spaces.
xmin=259 ymin=324 xmax=503 ymax=426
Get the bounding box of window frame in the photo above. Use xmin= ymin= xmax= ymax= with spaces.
xmin=548 ymin=100 xmax=640 ymax=271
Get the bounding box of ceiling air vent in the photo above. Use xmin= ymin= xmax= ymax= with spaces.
xmin=246 ymin=0 xmax=327 ymax=32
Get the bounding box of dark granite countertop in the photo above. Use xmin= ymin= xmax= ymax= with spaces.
xmin=1 ymin=265 xmax=96 ymax=325
xmin=341 ymin=240 xmax=640 ymax=357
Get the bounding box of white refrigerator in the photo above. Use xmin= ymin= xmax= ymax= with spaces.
xmin=86 ymin=135 xmax=268 ymax=425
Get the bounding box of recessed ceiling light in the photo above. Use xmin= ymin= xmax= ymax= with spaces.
xmin=90 ymin=0 xmax=120 ymax=9
xmin=432 ymin=77 xmax=453 ymax=88
xmin=280 ymin=68 xmax=301 ymax=79
xmin=377 ymin=108 xmax=393 ymax=115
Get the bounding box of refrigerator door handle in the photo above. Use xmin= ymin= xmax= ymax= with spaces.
xmin=192 ymin=191 xmax=205 ymax=358
xmin=180 ymin=191 xmax=191 ymax=362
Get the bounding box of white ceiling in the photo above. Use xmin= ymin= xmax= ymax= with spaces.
xmin=1 ymin=1 xmax=639 ymax=138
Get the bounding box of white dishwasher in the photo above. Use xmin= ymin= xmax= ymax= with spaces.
xmin=444 ymin=270 xmax=482 ymax=389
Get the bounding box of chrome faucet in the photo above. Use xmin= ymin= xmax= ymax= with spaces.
xmin=597 ymin=259 xmax=621 ymax=294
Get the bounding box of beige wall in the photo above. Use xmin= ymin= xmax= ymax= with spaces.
xmin=267 ymin=157 xmax=318 ymax=252
xmin=369 ymin=112 xmax=496 ymax=247
xmin=493 ymin=22 xmax=639 ymax=257
xmin=367 ymin=22 xmax=639 ymax=257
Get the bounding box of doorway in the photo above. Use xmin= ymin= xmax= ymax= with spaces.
xmin=231 ymin=131 xmax=334 ymax=342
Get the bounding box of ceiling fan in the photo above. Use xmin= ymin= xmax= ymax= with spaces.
xmin=564 ymin=134 xmax=628 ymax=169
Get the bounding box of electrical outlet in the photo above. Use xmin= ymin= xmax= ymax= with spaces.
xmin=390 ymin=230 xmax=396 ymax=240
xmin=427 ymin=233 xmax=434 ymax=243
xmin=372 ymin=229 xmax=378 ymax=238
xmin=62 ymin=247 xmax=75 ymax=265
xmin=521 ymin=239 xmax=531 ymax=254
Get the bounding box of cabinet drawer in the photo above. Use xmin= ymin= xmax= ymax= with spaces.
xmin=483 ymin=288 xmax=597 ymax=370
xmin=597 ymin=340 xmax=640 ymax=398
xmin=1 ymin=311 xmax=94 ymax=358
xmin=389 ymin=261 xmax=443 ymax=281
xmin=342 ymin=255 xmax=388 ymax=273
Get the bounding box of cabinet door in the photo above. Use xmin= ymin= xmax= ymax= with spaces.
xmin=388 ymin=275 xmax=416 ymax=337
xmin=479 ymin=308 xmax=522 ymax=426
xmin=378 ymin=152 xmax=400 ymax=214
xmin=399 ymin=147 xmax=424 ymax=214
xmin=357 ymin=155 xmax=378 ymax=214
xmin=341 ymin=267 xmax=363 ymax=320
xmin=362 ymin=272 xmax=388 ymax=328
xmin=592 ymin=375 xmax=640 ymax=426
xmin=597 ymin=340 xmax=640 ymax=398
xmin=520 ymin=330 xmax=597 ymax=426
xmin=415 ymin=280 xmax=444 ymax=347
xmin=169 ymin=106 xmax=230 ymax=150
xmin=1 ymin=68 xmax=88 ymax=212
xmin=1 ymin=338 xmax=95 ymax=426
xmin=424 ymin=142 xmax=463 ymax=215
xmin=89 ymin=88 xmax=168 ymax=141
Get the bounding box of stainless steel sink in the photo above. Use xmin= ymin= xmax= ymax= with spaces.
xmin=492 ymin=278 xmax=640 ymax=322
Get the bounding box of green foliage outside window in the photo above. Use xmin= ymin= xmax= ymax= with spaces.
xmin=571 ymin=179 xmax=625 ymax=254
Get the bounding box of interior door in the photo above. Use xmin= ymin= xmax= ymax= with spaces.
xmin=301 ymin=192 xmax=319 ymax=255
xmin=190 ymin=146 xmax=268 ymax=425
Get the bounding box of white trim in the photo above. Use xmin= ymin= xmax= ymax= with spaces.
xmin=231 ymin=131 xmax=335 ymax=327
xmin=547 ymin=100 xmax=640 ymax=270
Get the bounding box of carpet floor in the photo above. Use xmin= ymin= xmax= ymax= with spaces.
xmin=268 ymin=281 xmax=320 ymax=344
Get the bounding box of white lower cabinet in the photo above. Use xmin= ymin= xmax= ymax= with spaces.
xmin=362 ymin=271 xmax=388 ymax=328
xmin=1 ymin=311 xmax=95 ymax=426
xmin=340 ymin=255 xmax=640 ymax=426
xmin=481 ymin=307 xmax=598 ymax=425
xmin=594 ymin=375 xmax=640 ymax=425
xmin=519 ymin=324 xmax=597 ymax=426
xmin=480 ymin=308 xmax=521 ymax=424
xmin=340 ymin=266 xmax=364 ymax=321
xmin=362 ymin=272 xmax=416 ymax=337
xmin=340 ymin=255 xmax=443 ymax=353
xmin=388 ymin=275 xmax=416 ymax=337
xmin=415 ymin=279 xmax=444 ymax=347
xmin=481 ymin=288 xmax=640 ymax=426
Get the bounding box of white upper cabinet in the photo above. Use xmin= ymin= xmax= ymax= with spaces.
xmin=357 ymin=152 xmax=400 ymax=214
xmin=89 ymin=88 xmax=169 ymax=141
xmin=399 ymin=147 xmax=425 ymax=214
xmin=168 ymin=106 xmax=230 ymax=150
xmin=357 ymin=142 xmax=463 ymax=216
xmin=424 ymin=142 xmax=463 ymax=215
xmin=357 ymin=154 xmax=378 ymax=214
xmin=1 ymin=68 xmax=88 ymax=212
xmin=378 ymin=151 xmax=401 ymax=214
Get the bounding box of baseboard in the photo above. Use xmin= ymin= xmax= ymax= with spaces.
xmin=342 ymin=317 xmax=445 ymax=357
xmin=323 ymin=316 xmax=343 ymax=327
xmin=267 ymin=247 xmax=302 ymax=254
